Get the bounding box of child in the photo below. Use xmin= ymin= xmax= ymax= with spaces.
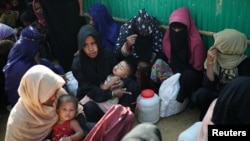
xmin=80 ymin=55 xmax=140 ymax=113
xmin=51 ymin=94 xmax=84 ymax=141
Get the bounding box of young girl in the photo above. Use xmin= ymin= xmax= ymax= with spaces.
xmin=51 ymin=94 xmax=84 ymax=141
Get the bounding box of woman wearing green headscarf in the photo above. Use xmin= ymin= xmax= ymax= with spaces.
xmin=192 ymin=29 xmax=250 ymax=120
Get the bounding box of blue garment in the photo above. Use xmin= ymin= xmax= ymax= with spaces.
xmin=3 ymin=26 xmax=64 ymax=105
xmin=89 ymin=3 xmax=120 ymax=51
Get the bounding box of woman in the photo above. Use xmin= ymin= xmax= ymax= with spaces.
xmin=88 ymin=3 xmax=120 ymax=51
xmin=115 ymin=9 xmax=163 ymax=90
xmin=3 ymin=26 xmax=65 ymax=108
xmin=5 ymin=65 xmax=67 ymax=140
xmin=0 ymin=23 xmax=16 ymax=112
xmin=72 ymin=25 xmax=138 ymax=122
xmin=162 ymin=7 xmax=206 ymax=102
xmin=196 ymin=76 xmax=250 ymax=141
xmin=191 ymin=29 xmax=250 ymax=120
xmin=40 ymin=0 xmax=86 ymax=72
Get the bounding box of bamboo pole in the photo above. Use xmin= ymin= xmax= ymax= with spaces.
xmin=84 ymin=13 xmax=250 ymax=46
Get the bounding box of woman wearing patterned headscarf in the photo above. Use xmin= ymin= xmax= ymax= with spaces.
xmin=88 ymin=3 xmax=120 ymax=51
xmin=192 ymin=29 xmax=250 ymax=120
xmin=115 ymin=9 xmax=163 ymax=90
xmin=3 ymin=26 xmax=65 ymax=108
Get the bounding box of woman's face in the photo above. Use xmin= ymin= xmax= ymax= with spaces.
xmin=34 ymin=2 xmax=43 ymax=15
xmin=42 ymin=89 xmax=59 ymax=107
xmin=82 ymin=36 xmax=98 ymax=58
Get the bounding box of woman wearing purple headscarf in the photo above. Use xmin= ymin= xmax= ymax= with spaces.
xmin=88 ymin=3 xmax=120 ymax=51
xmin=161 ymin=7 xmax=206 ymax=102
xmin=0 ymin=23 xmax=16 ymax=111
xmin=3 ymin=26 xmax=65 ymax=108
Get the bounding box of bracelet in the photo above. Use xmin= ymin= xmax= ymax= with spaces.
xmin=111 ymin=91 xmax=114 ymax=97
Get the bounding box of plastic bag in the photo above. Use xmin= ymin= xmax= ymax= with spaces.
xmin=159 ymin=73 xmax=188 ymax=118
xmin=64 ymin=71 xmax=78 ymax=96
xmin=84 ymin=104 xmax=135 ymax=141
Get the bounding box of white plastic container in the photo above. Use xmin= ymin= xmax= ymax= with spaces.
xmin=137 ymin=89 xmax=160 ymax=123
xmin=178 ymin=121 xmax=202 ymax=141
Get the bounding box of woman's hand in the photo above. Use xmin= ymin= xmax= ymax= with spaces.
xmin=112 ymin=88 xmax=132 ymax=98
xmin=110 ymin=79 xmax=124 ymax=90
xmin=207 ymin=46 xmax=218 ymax=64
xmin=126 ymin=34 xmax=137 ymax=47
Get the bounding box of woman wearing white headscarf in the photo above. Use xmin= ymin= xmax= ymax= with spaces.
xmin=192 ymin=29 xmax=250 ymax=120
xmin=5 ymin=65 xmax=67 ymax=140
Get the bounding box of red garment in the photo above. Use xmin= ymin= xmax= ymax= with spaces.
xmin=52 ymin=120 xmax=73 ymax=141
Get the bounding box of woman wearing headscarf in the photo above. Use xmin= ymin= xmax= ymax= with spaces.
xmin=39 ymin=0 xmax=86 ymax=72
xmin=192 ymin=29 xmax=250 ymax=120
xmin=72 ymin=25 xmax=137 ymax=122
xmin=162 ymin=7 xmax=206 ymax=102
xmin=0 ymin=23 xmax=16 ymax=112
xmin=3 ymin=26 xmax=65 ymax=108
xmin=32 ymin=0 xmax=53 ymax=60
xmin=196 ymin=76 xmax=250 ymax=141
xmin=88 ymin=3 xmax=120 ymax=51
xmin=115 ymin=9 xmax=163 ymax=90
xmin=5 ymin=65 xmax=67 ymax=141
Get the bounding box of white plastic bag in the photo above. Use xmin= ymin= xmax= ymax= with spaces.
xmin=65 ymin=71 xmax=78 ymax=96
xmin=159 ymin=73 xmax=188 ymax=118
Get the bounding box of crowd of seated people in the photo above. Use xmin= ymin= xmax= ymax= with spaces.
xmin=1 ymin=1 xmax=250 ymax=140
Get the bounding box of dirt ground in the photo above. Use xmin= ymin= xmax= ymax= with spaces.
xmin=0 ymin=95 xmax=199 ymax=141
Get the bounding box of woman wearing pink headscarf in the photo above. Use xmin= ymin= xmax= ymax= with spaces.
xmin=161 ymin=7 xmax=206 ymax=102
xmin=32 ymin=0 xmax=46 ymax=27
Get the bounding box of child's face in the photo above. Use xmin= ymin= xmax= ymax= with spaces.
xmin=57 ymin=102 xmax=77 ymax=122
xmin=112 ymin=61 xmax=130 ymax=78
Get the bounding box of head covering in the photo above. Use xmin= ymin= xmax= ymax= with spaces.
xmin=5 ymin=65 xmax=66 ymax=141
xmin=162 ymin=7 xmax=205 ymax=71
xmin=32 ymin=0 xmax=46 ymax=27
xmin=77 ymin=25 xmax=116 ymax=83
xmin=115 ymin=9 xmax=163 ymax=56
xmin=207 ymin=29 xmax=247 ymax=83
xmin=3 ymin=26 xmax=42 ymax=105
xmin=88 ymin=3 xmax=120 ymax=51
xmin=3 ymin=26 xmax=42 ymax=72
xmin=196 ymin=76 xmax=250 ymax=141
xmin=212 ymin=76 xmax=250 ymax=124
xmin=0 ymin=23 xmax=16 ymax=40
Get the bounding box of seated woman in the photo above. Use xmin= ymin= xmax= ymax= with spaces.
xmin=72 ymin=25 xmax=139 ymax=122
xmin=3 ymin=26 xmax=65 ymax=108
xmin=79 ymin=55 xmax=140 ymax=113
xmin=0 ymin=23 xmax=17 ymax=111
xmin=115 ymin=9 xmax=164 ymax=90
xmin=5 ymin=65 xmax=67 ymax=140
xmin=159 ymin=7 xmax=205 ymax=100
xmin=191 ymin=29 xmax=250 ymax=120
xmin=196 ymin=76 xmax=250 ymax=141
xmin=88 ymin=2 xmax=120 ymax=51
